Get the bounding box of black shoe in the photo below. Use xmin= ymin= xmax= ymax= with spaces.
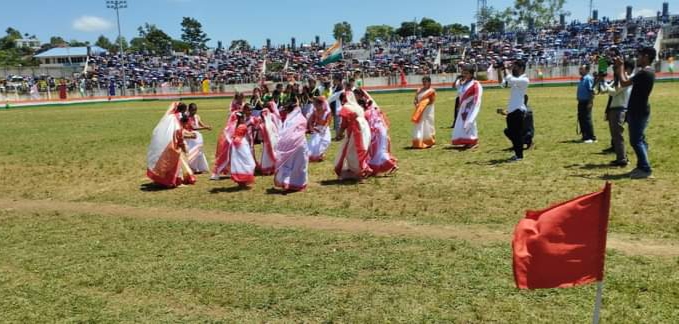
xmin=609 ymin=160 xmax=629 ymax=167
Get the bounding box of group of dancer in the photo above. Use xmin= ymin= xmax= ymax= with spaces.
xmin=411 ymin=64 xmax=486 ymax=152
xmin=410 ymin=61 xmax=533 ymax=162
xmin=146 ymin=79 xmax=398 ymax=191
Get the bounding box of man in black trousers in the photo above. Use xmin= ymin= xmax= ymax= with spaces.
xmin=501 ymin=60 xmax=530 ymax=161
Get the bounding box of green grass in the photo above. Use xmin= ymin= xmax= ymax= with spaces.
xmin=1 ymin=210 xmax=678 ymax=323
xmin=1 ymin=84 xmax=678 ymax=322
xmin=0 ymin=84 xmax=678 ymax=237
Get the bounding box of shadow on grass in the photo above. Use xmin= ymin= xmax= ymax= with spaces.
xmin=582 ymin=163 xmax=619 ymax=170
xmin=559 ymin=139 xmax=584 ymax=144
xmin=599 ymin=172 xmax=632 ymax=180
xmin=443 ymin=146 xmax=477 ymax=151
xmin=209 ymin=186 xmax=251 ymax=194
xmin=140 ymin=183 xmax=173 ymax=192
xmin=319 ymin=179 xmax=362 ymax=186
xmin=265 ymin=188 xmax=302 ymax=195
xmin=466 ymin=158 xmax=515 ymax=166
xmin=564 ymin=163 xmax=627 ymax=170
xmin=569 ymin=172 xmax=631 ymax=180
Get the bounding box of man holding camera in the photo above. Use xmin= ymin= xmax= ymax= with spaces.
xmin=614 ymin=47 xmax=656 ymax=179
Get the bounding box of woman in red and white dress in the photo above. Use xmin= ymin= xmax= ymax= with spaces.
xmin=229 ymin=112 xmax=257 ymax=187
xmin=185 ymin=103 xmax=212 ymax=173
xmin=258 ymin=101 xmax=281 ymax=175
xmin=307 ymin=96 xmax=332 ymax=162
xmin=451 ymin=64 xmax=483 ymax=149
xmin=147 ymin=102 xmax=196 ymax=188
xmin=334 ymin=91 xmax=372 ymax=180
xmin=411 ymin=77 xmax=436 ymax=149
xmin=274 ymin=98 xmax=309 ymax=191
xmin=355 ymin=89 xmax=398 ymax=176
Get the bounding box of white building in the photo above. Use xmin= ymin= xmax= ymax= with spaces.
xmin=15 ymin=38 xmax=41 ymax=50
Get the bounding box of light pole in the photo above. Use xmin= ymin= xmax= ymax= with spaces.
xmin=107 ymin=0 xmax=127 ymax=96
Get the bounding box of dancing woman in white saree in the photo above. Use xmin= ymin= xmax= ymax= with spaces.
xmin=411 ymin=76 xmax=436 ymax=149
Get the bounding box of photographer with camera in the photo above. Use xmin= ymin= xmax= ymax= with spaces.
xmin=614 ymin=46 xmax=656 ymax=179
xmin=599 ymin=59 xmax=635 ymax=167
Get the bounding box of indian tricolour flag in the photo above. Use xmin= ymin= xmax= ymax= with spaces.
xmin=320 ymin=40 xmax=343 ymax=66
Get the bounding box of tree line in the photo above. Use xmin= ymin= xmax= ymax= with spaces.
xmin=334 ymin=0 xmax=570 ymax=43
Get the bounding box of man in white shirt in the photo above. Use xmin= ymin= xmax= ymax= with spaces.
xmin=600 ymin=59 xmax=634 ymax=167
xmin=501 ymin=60 xmax=530 ymax=161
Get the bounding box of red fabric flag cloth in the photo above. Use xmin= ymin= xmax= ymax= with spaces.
xmin=513 ymin=183 xmax=612 ymax=289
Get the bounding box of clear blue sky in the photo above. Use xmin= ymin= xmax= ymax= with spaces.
xmin=0 ymin=0 xmax=671 ymax=47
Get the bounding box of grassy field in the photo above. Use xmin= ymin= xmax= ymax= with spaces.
xmin=1 ymin=83 xmax=678 ymax=322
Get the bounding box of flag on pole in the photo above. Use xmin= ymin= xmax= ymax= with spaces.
xmin=259 ymin=58 xmax=267 ymax=85
xmin=82 ymin=55 xmax=90 ymax=74
xmin=434 ymin=48 xmax=441 ymax=67
xmin=320 ymin=40 xmax=343 ymax=66
xmin=399 ymin=67 xmax=407 ymax=86
xmin=512 ymin=183 xmax=611 ymax=290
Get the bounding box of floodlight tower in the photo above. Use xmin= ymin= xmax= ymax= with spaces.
xmin=477 ymin=0 xmax=488 ymax=29
xmin=589 ymin=0 xmax=594 ymax=20
xmin=107 ymin=0 xmax=127 ymax=96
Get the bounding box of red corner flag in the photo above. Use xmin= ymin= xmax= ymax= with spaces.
xmin=512 ymin=183 xmax=612 ymax=289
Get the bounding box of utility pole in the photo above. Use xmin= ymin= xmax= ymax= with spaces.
xmin=107 ymin=0 xmax=127 ymax=96
xmin=589 ymin=0 xmax=594 ymax=20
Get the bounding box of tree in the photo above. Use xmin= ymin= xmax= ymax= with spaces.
xmin=395 ymin=21 xmax=418 ymax=38
xmin=333 ymin=22 xmax=353 ymax=43
xmin=5 ymin=28 xmax=21 ymax=40
xmin=443 ymin=23 xmax=471 ymax=36
xmin=172 ymin=39 xmax=191 ymax=53
xmin=363 ymin=25 xmax=395 ymax=43
xmin=69 ymin=39 xmax=90 ymax=47
xmin=476 ymin=6 xmax=514 ymax=33
xmin=136 ymin=23 xmax=173 ymax=55
xmin=229 ymin=39 xmax=251 ymax=51
xmin=419 ymin=18 xmax=443 ymax=37
xmin=50 ymin=36 xmax=67 ymax=46
xmin=503 ymin=0 xmax=567 ymax=29
xmin=180 ymin=17 xmax=210 ymax=52
xmin=0 ymin=28 xmax=39 ymax=66
xmin=129 ymin=37 xmax=146 ymax=52
xmin=114 ymin=36 xmax=129 ymax=52
xmin=95 ymin=35 xmax=114 ymax=51
xmin=0 ymin=27 xmax=22 ymax=50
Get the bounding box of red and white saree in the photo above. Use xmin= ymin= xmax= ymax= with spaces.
xmin=365 ymin=102 xmax=398 ymax=175
xmin=334 ymin=92 xmax=372 ymax=180
xmin=230 ymin=124 xmax=256 ymax=186
xmin=411 ymin=87 xmax=436 ymax=148
xmin=212 ymin=113 xmax=238 ymax=178
xmin=307 ymin=100 xmax=332 ymax=162
xmin=274 ymin=106 xmax=309 ymax=191
xmin=451 ymin=80 xmax=483 ymax=146
xmin=146 ymin=103 xmax=196 ymax=187
xmin=258 ymin=103 xmax=281 ymax=175
xmin=185 ymin=114 xmax=210 ymax=173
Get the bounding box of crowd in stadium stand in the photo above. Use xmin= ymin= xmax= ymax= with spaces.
xmin=1 ymin=15 xmax=676 ymax=97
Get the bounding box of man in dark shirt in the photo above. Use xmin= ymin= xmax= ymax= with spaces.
xmin=614 ymin=46 xmax=656 ymax=179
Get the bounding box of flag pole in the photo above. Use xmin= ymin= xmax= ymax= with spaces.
xmin=592 ymin=281 xmax=604 ymax=324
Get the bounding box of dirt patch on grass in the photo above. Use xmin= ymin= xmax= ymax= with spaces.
xmin=1 ymin=199 xmax=677 ymax=258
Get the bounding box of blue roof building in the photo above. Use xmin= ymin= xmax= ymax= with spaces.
xmin=34 ymin=46 xmax=108 ymax=67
